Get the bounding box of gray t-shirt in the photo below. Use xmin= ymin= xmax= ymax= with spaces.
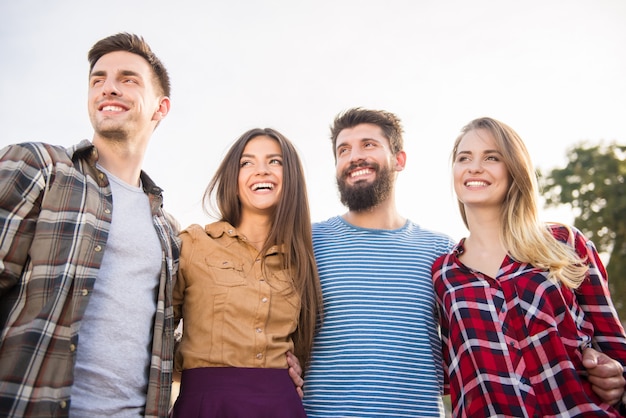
xmin=70 ymin=167 xmax=162 ymax=417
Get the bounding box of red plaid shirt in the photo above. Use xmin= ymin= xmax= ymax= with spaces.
xmin=432 ymin=224 xmax=626 ymax=417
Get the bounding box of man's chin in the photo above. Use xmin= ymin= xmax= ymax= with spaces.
xmin=96 ymin=128 xmax=128 ymax=141
xmin=340 ymin=178 xmax=372 ymax=189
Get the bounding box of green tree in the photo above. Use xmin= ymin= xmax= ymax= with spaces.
xmin=539 ymin=142 xmax=626 ymax=322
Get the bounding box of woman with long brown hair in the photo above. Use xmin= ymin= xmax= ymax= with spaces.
xmin=172 ymin=128 xmax=322 ymax=417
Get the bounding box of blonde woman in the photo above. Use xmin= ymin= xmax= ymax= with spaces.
xmin=432 ymin=117 xmax=626 ymax=417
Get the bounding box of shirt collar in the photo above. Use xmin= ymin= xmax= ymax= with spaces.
xmin=205 ymin=221 xmax=285 ymax=255
xmin=68 ymin=140 xmax=164 ymax=211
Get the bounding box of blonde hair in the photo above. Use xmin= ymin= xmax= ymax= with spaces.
xmin=452 ymin=117 xmax=587 ymax=288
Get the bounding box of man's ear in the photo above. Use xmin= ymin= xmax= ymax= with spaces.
xmin=153 ymin=96 xmax=171 ymax=121
xmin=394 ymin=150 xmax=407 ymax=172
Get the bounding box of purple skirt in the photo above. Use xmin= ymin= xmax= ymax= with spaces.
xmin=171 ymin=367 xmax=307 ymax=418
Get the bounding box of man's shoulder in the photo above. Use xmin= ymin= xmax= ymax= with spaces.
xmin=1 ymin=140 xmax=92 ymax=164
xmin=405 ymin=219 xmax=450 ymax=238
xmin=405 ymin=220 xmax=456 ymax=249
xmin=312 ymin=216 xmax=341 ymax=231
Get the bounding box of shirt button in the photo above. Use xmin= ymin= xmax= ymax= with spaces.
xmin=256 ymin=353 xmax=263 ymax=359
xmin=81 ymin=289 xmax=89 ymax=296
xmin=256 ymin=328 xmax=262 ymax=333
xmin=94 ymin=245 xmax=102 ymax=252
xmin=104 ymin=208 xmax=111 ymax=214
xmin=228 ymin=229 xmax=234 ymax=234
xmin=59 ymin=400 xmax=67 ymax=409
xmin=261 ymin=297 xmax=268 ymax=303
xmin=69 ymin=344 xmax=76 ymax=352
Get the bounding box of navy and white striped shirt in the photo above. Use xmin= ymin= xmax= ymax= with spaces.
xmin=303 ymin=216 xmax=455 ymax=417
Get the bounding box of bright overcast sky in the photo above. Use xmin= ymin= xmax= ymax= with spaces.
xmin=1 ymin=0 xmax=625 ymax=241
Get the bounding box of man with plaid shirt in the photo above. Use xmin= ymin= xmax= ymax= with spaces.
xmin=0 ymin=33 xmax=180 ymax=417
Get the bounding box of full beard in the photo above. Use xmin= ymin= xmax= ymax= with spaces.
xmin=337 ymin=162 xmax=393 ymax=212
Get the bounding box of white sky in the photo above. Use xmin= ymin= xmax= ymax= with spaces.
xmin=1 ymin=0 xmax=625 ymax=241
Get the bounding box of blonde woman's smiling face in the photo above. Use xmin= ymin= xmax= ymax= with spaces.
xmin=453 ymin=128 xmax=511 ymax=210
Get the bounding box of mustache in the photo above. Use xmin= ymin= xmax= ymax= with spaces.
xmin=340 ymin=161 xmax=378 ymax=179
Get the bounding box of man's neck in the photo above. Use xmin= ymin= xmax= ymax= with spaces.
xmin=93 ymin=136 xmax=145 ymax=187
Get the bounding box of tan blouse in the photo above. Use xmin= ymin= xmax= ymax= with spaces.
xmin=173 ymin=222 xmax=300 ymax=371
